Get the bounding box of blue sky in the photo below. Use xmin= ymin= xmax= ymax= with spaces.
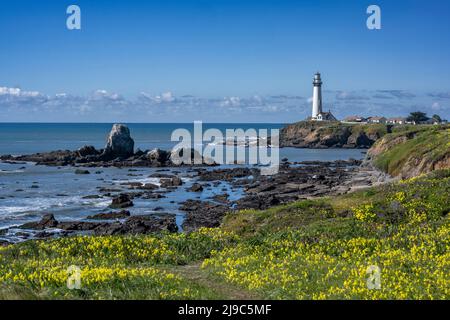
xmin=1 ymin=0 xmax=450 ymax=122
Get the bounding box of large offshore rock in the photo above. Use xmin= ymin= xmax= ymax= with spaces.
xmin=103 ymin=124 xmax=135 ymax=159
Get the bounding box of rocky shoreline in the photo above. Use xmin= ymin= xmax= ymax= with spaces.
xmin=0 ymin=123 xmax=215 ymax=168
xmin=0 ymin=123 xmax=393 ymax=244
xmin=0 ymin=122 xmax=389 ymax=168
xmin=0 ymin=157 xmax=391 ymax=245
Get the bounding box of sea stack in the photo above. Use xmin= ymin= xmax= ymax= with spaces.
xmin=103 ymin=124 xmax=135 ymax=159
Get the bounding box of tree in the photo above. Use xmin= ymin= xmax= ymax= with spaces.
xmin=432 ymin=114 xmax=442 ymax=123
xmin=407 ymin=111 xmax=429 ymax=123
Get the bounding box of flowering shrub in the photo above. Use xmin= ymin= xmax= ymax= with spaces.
xmin=353 ymin=203 xmax=377 ymax=222
xmin=202 ymin=222 xmax=449 ymax=299
xmin=203 ymin=171 xmax=450 ymax=300
xmin=0 ymin=171 xmax=448 ymax=300
xmin=0 ymin=228 xmax=237 ymax=299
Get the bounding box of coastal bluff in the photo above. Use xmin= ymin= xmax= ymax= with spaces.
xmin=365 ymin=124 xmax=450 ymax=178
xmin=280 ymin=121 xmax=389 ymax=149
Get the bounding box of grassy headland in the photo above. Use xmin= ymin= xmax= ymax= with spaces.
xmin=280 ymin=121 xmax=389 ymax=148
xmin=368 ymin=124 xmax=450 ymax=178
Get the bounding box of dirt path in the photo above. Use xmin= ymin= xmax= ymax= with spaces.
xmin=170 ymin=263 xmax=261 ymax=300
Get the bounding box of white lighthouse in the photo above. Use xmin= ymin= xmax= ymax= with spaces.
xmin=310 ymin=72 xmax=337 ymax=122
xmin=312 ymin=72 xmax=323 ymax=119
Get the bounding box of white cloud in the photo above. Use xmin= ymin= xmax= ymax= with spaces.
xmin=0 ymin=87 xmax=42 ymax=98
xmin=139 ymin=91 xmax=175 ymax=103
xmin=335 ymin=91 xmax=369 ymax=101
xmin=377 ymin=90 xmax=416 ymax=99
xmin=220 ymin=96 xmax=241 ymax=107
xmin=431 ymin=102 xmax=442 ymax=110
xmin=0 ymin=86 xmax=448 ymax=122
xmin=91 ymin=89 xmax=122 ymax=101
xmin=161 ymin=91 xmax=175 ymax=102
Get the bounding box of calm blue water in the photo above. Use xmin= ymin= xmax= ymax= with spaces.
xmin=0 ymin=123 xmax=365 ymax=242
xmin=0 ymin=123 xmax=287 ymax=155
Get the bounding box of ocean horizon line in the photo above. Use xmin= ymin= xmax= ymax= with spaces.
xmin=0 ymin=121 xmax=287 ymax=125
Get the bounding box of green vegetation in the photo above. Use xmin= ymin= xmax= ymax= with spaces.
xmin=370 ymin=124 xmax=450 ymax=177
xmin=285 ymin=120 xmax=388 ymax=136
xmin=1 ymin=170 xmax=449 ymax=300
xmin=432 ymin=114 xmax=442 ymax=123
xmin=0 ymin=229 xmax=239 ymax=299
xmin=205 ymin=170 xmax=450 ymax=299
xmin=407 ymin=111 xmax=429 ymax=123
xmin=1 ymin=125 xmax=448 ymax=299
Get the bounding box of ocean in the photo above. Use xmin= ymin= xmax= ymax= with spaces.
xmin=0 ymin=123 xmax=286 ymax=155
xmin=0 ymin=123 xmax=366 ymax=241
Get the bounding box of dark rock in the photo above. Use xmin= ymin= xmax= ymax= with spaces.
xmin=98 ymin=187 xmax=122 ymax=192
xmin=197 ymin=167 xmax=257 ymax=182
xmin=82 ymin=194 xmax=102 ymax=199
xmin=57 ymin=221 xmax=101 ymax=231
xmin=139 ymin=183 xmax=159 ymax=190
xmin=235 ymin=194 xmax=281 ymax=210
xmin=160 ymin=176 xmax=183 ymax=188
xmin=142 ymin=193 xmax=164 ymax=199
xmin=180 ymin=200 xmax=229 ymax=232
xmin=35 ymin=231 xmax=53 ymax=238
xmin=109 ymin=194 xmax=134 ymax=208
xmin=188 ymin=183 xmax=203 ymax=192
xmin=87 ymin=210 xmax=131 ymax=220
xmin=15 ymin=232 xmax=31 ymax=238
xmin=211 ymin=193 xmax=229 ymax=204
xmin=134 ymin=148 xmax=145 ymax=157
xmin=347 ymin=132 xmax=372 ymax=148
xmin=19 ymin=213 xmax=58 ymax=230
xmin=102 ymin=124 xmax=135 ymax=159
xmin=93 ymin=215 xmax=178 ymax=235
xmin=146 ymin=148 xmax=170 ymax=166
xmin=149 ymin=173 xmax=176 ymax=178
xmin=120 ymin=181 xmax=143 ymax=189
xmin=77 ymin=145 xmax=99 ymax=157
xmin=75 ymin=169 xmax=90 ymax=174
xmin=130 ymin=160 xmax=150 ymax=166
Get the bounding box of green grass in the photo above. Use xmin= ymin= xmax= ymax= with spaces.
xmin=222 ymin=170 xmax=450 ymax=239
xmin=284 ymin=121 xmax=388 ymax=136
xmin=1 ymin=170 xmax=449 ymax=300
xmin=372 ymin=125 xmax=449 ymax=176
xmin=203 ymin=170 xmax=450 ymax=299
